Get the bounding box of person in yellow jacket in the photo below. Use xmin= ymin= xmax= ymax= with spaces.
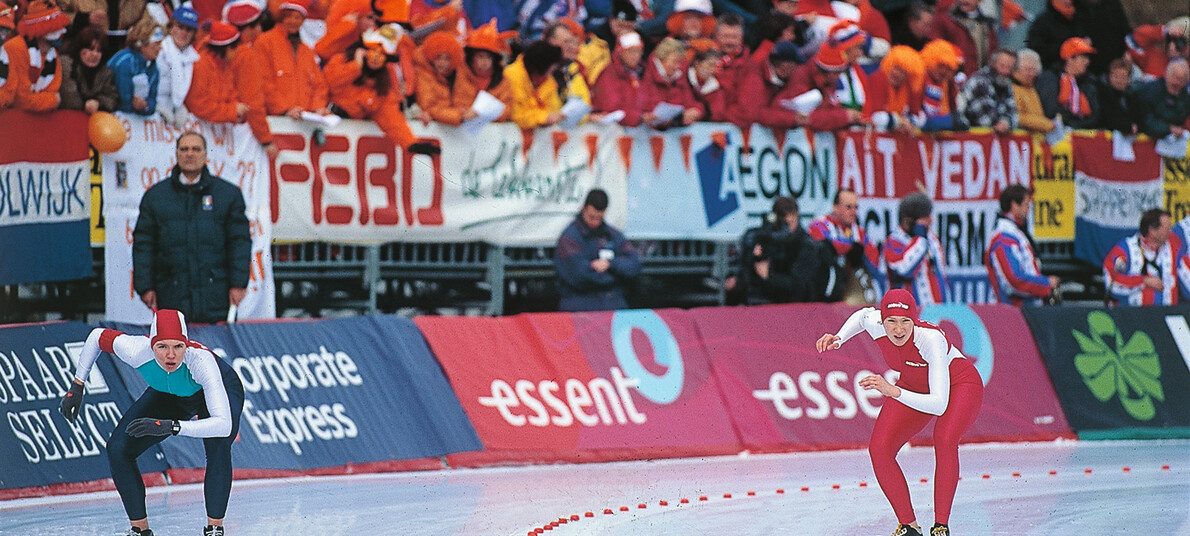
xmin=504 ymin=40 xmax=564 ymax=129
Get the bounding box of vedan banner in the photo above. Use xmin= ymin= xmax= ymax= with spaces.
xmin=623 ymin=124 xmax=837 ymax=240
xmin=101 ymin=115 xmax=275 ymax=323
xmin=268 ymin=118 xmax=628 ymax=245
xmin=0 ymin=110 xmax=93 ymax=286
xmin=0 ymin=322 xmax=165 ymax=493
xmin=835 ymin=130 xmax=1033 ymax=303
xmin=1022 ymin=305 xmax=1190 ymax=435
xmin=100 ymin=316 xmax=482 ymax=473
xmin=414 ymin=310 xmax=743 ymax=465
xmin=693 ymin=303 xmax=1072 ymax=450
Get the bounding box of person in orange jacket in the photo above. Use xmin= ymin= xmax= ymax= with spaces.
xmin=324 ymin=25 xmax=439 ymax=154
xmin=456 ymin=19 xmax=516 ymax=122
xmin=413 ymin=31 xmax=469 ymax=126
xmin=223 ymin=0 xmax=277 ymax=157
xmin=253 ymin=0 xmax=331 ymax=118
xmin=0 ymin=0 xmax=70 ymax=112
xmin=186 ymin=22 xmax=249 ymax=125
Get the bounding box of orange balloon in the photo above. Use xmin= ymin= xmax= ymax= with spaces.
xmin=88 ymin=111 xmax=127 ymax=153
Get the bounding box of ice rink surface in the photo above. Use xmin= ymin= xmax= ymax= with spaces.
xmin=4 ymin=440 xmax=1189 ymax=536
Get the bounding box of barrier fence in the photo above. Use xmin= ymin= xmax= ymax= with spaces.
xmin=16 ymin=302 xmax=1176 ymax=499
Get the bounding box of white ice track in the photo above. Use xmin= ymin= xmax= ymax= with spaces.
xmin=3 ymin=440 xmax=1189 ymax=536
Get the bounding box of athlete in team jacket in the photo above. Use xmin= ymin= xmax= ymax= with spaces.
xmin=59 ymin=309 xmax=245 ymax=536
xmin=816 ymin=289 xmax=983 ymax=536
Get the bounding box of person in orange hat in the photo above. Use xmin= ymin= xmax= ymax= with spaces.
xmin=1035 ymin=37 xmax=1099 ymax=129
xmin=918 ymin=39 xmax=964 ymax=131
xmin=788 ymin=43 xmax=866 ymax=131
xmin=662 ymin=0 xmax=716 ymax=42
xmin=0 ymin=3 xmax=14 ymax=44
xmin=324 ymin=26 xmax=440 ymax=154
xmin=413 ymin=31 xmax=469 ymax=125
xmin=314 ymin=0 xmax=377 ymax=62
xmin=455 ymin=19 xmax=515 ymax=122
xmin=863 ymin=45 xmax=925 ymax=132
xmin=591 ymin=31 xmax=645 ymax=127
xmin=223 ymin=0 xmax=278 ymax=157
xmin=186 ymin=22 xmax=251 ymax=127
xmin=254 ymin=0 xmax=331 ymax=119
xmin=823 ymin=19 xmax=875 ymax=113
xmin=0 ymin=0 xmax=70 ymax=112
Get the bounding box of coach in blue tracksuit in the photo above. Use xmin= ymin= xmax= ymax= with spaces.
xmin=554 ymin=189 xmax=642 ymax=311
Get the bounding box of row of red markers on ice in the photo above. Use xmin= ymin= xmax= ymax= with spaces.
xmin=524 ymin=464 xmax=1175 ymax=535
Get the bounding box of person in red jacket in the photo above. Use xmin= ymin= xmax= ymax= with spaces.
xmin=324 ymin=26 xmax=439 ymax=154
xmin=863 ymin=45 xmax=926 ymax=131
xmin=1 ymin=0 xmax=70 ymax=112
xmin=789 ymin=44 xmax=867 ymax=131
xmin=223 ymin=0 xmax=276 ymax=157
xmin=1127 ymin=17 xmax=1189 ymax=80
xmin=930 ymin=0 xmax=997 ymax=77
xmin=640 ymin=37 xmax=701 ymax=128
xmin=591 ymin=31 xmax=646 ymax=127
xmin=732 ymin=40 xmax=806 ymax=130
xmin=253 ymin=0 xmax=331 ymax=119
xmin=712 ymin=13 xmax=749 ymax=123
xmin=185 ymin=22 xmax=249 ymax=128
xmin=687 ymin=38 xmax=726 ymax=122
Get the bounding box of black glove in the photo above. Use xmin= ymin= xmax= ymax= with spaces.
xmin=845 ymin=242 xmax=865 ymax=268
xmin=127 ymin=418 xmax=178 ymax=437
xmin=59 ymin=381 xmax=84 ymax=423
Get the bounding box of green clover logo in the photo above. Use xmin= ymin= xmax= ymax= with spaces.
xmin=1071 ymin=311 xmax=1163 ymax=421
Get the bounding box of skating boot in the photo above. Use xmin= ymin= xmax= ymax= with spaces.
xmin=203 ymin=525 xmax=225 ymax=536
xmin=122 ymin=528 xmax=153 ymax=536
xmin=930 ymin=523 xmax=950 ymax=536
xmin=891 ymin=524 xmax=923 ymax=536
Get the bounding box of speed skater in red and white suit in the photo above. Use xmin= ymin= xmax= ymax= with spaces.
xmin=816 ymin=289 xmax=983 ymax=536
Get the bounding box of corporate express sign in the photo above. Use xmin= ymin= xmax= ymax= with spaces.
xmin=101 ymin=317 xmax=480 ymax=471
xmin=0 ymin=322 xmax=165 ymax=490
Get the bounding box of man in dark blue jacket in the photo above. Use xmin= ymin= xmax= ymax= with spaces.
xmin=1133 ymin=58 xmax=1190 ymax=140
xmin=554 ymin=189 xmax=642 ymax=311
xmin=133 ymin=132 xmax=251 ymax=323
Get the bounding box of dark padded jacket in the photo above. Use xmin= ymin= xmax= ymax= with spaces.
xmin=133 ymin=165 xmax=251 ymax=323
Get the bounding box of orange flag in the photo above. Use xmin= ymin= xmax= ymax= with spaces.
xmin=552 ymin=130 xmax=569 ymax=163
xmin=618 ymin=136 xmax=633 ymax=170
xmin=650 ymin=135 xmax=665 ymax=171
xmin=521 ymin=129 xmax=534 ymax=160
xmin=680 ymin=134 xmax=692 ymax=172
xmin=585 ymin=133 xmax=600 ymax=170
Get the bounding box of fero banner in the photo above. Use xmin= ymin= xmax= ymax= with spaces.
xmin=1022 ymin=305 xmax=1190 ymax=434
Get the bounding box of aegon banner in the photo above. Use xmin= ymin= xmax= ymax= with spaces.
xmin=693 ymin=303 xmax=1072 ymax=450
xmin=0 ymin=322 xmax=164 ymax=493
xmin=836 ymin=130 xmax=1034 ymax=303
xmin=1022 ymin=305 xmax=1190 ymax=434
xmin=100 ymin=316 xmax=482 ymax=472
xmin=0 ymin=110 xmax=92 ymax=285
xmin=623 ymin=124 xmax=837 ymax=240
xmin=414 ymin=310 xmax=742 ymax=465
xmin=268 ymin=119 xmax=627 ymax=245
xmin=101 ymin=115 xmax=275 ymax=323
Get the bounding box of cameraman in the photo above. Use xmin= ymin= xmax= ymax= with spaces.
xmin=726 ymin=197 xmax=838 ymax=305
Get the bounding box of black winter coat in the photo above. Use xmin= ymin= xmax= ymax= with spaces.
xmin=132 ymin=165 xmax=251 ymax=323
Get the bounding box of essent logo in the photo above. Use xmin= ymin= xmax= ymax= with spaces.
xmin=1071 ymin=311 xmax=1163 ymax=421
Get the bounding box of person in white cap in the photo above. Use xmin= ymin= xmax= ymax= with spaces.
xmin=59 ymin=309 xmax=245 ymax=536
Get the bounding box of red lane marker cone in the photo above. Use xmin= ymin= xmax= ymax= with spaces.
xmin=1162 ymin=464 xmax=1171 ymax=470
xmin=585 ymin=512 xmax=594 ymax=518
xmin=831 ymin=484 xmax=840 ymax=489
xmin=1123 ymin=466 xmax=1131 ymax=472
xmin=800 ymin=486 xmax=809 ymax=492
xmin=776 ymin=488 xmax=785 ymax=494
xmin=859 ymin=481 xmax=868 ymax=487
xmin=1084 ymin=468 xmax=1093 ymax=474
xmin=699 ymin=495 xmax=709 ymax=501
xmin=747 ymin=491 xmax=756 ymax=496
xmin=982 ymin=474 xmax=991 ymax=479
xmin=680 ymin=498 xmax=690 ymax=504
xmin=920 ymin=478 xmax=929 ymax=483
xmin=659 ymin=500 xmax=669 ymax=506
xmin=603 ymin=508 xmax=613 ymax=515
xmin=1012 ymin=472 xmax=1021 ymax=477
xmin=619 ymin=506 xmax=629 ymax=512
xmin=1049 ymin=470 xmax=1057 ymax=475
xmin=570 ymin=515 xmax=580 ymax=521
xmin=723 ymin=493 xmax=732 ymax=499
xmin=637 ymin=503 xmax=647 ymax=509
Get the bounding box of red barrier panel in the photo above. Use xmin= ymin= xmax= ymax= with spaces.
xmin=414 ymin=310 xmax=744 ymax=466
xmin=693 ymin=303 xmax=1074 ymax=451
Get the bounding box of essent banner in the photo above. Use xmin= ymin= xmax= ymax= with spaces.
xmin=693 ymin=303 xmax=1072 ymax=450
xmin=414 ymin=310 xmax=743 ymax=465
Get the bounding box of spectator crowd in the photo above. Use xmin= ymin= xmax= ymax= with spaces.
xmin=1 ymin=0 xmax=1189 ymax=313
xmin=1 ymin=0 xmax=1186 ymax=140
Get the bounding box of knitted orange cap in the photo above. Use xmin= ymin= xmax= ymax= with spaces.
xmin=17 ymin=0 xmax=69 ymax=37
